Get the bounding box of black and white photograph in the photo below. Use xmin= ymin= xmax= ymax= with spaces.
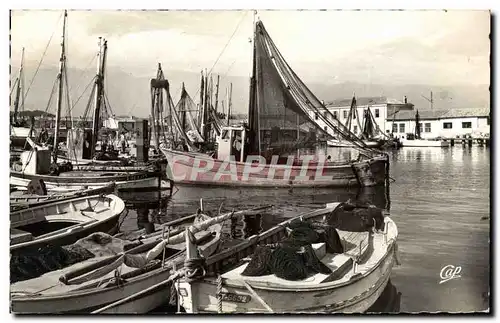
xmin=7 ymin=6 xmax=491 ymax=314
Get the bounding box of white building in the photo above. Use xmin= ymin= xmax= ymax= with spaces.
xmin=312 ymin=96 xmax=414 ymax=137
xmin=388 ymin=108 xmax=490 ymax=139
xmin=311 ymin=96 xmax=490 ymax=140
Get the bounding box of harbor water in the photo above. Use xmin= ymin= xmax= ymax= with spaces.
xmin=121 ymin=145 xmax=490 ymax=313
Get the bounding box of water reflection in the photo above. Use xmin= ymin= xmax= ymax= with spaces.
xmin=117 ymin=146 xmax=489 ymax=313
xmin=366 ymin=280 xmax=402 ymax=313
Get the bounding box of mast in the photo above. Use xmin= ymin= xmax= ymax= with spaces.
xmin=13 ymin=48 xmax=25 ymax=124
xmin=53 ymin=10 xmax=67 ymax=163
xmin=20 ymin=47 xmax=25 ymax=114
xmin=91 ymin=37 xmax=107 ymax=158
xmin=421 ymin=91 xmax=434 ymax=110
xmin=227 ymin=83 xmax=232 ymax=126
xmin=214 ymin=74 xmax=220 ymax=114
xmin=201 ymin=70 xmax=209 ymax=140
xmin=180 ymin=82 xmax=187 ymax=132
xmin=198 ymin=70 xmax=204 ymax=130
xmin=247 ymin=10 xmax=259 ymax=153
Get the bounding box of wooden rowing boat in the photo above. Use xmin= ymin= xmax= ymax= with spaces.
xmin=9 ymin=183 xmax=117 ymax=212
xmin=10 ymin=169 xmax=162 ymax=193
xmin=10 ymin=194 xmax=126 ymax=253
xmin=10 ymin=213 xmax=218 ymax=313
xmin=174 ymin=201 xmax=399 ymax=313
xmin=10 ymin=205 xmax=270 ymax=314
xmin=10 ymin=194 xmax=126 ymax=254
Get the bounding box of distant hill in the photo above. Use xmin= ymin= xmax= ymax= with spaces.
xmin=10 ymin=109 xmax=55 ymax=118
xmin=10 ymin=64 xmax=490 ymax=120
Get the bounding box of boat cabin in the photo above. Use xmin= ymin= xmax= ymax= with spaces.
xmin=216 ymin=125 xmax=248 ymax=162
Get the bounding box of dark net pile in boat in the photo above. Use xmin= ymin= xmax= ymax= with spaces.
xmin=241 ymin=220 xmax=344 ymax=281
xmin=10 ymin=233 xmax=138 ymax=284
xmin=325 ymin=199 xmax=385 ymax=232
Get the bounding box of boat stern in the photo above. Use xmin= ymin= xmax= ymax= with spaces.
xmin=351 ymin=154 xmax=389 ymax=187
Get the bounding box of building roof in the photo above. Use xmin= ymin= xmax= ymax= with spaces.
xmin=325 ymin=96 xmax=409 ymax=107
xmin=390 ymin=107 xmax=490 ymax=121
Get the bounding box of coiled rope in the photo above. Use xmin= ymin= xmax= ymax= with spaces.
xmin=217 ymin=274 xmax=223 ymax=313
xmin=183 ymin=258 xmax=207 ymax=283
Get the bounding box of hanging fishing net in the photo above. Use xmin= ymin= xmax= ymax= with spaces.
xmin=247 ymin=21 xmax=377 ymax=158
xmin=175 ymin=86 xmax=204 ymax=143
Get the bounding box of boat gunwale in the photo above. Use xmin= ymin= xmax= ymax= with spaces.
xmin=196 ymin=203 xmax=398 ymax=292
xmin=10 ymin=170 xmax=157 ymax=183
xmin=10 ymin=194 xmax=125 ymax=252
xmin=163 ymin=148 xmax=387 ymax=171
xmin=10 ymin=214 xmax=223 ymax=304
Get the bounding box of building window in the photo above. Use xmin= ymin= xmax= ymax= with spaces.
xmin=375 ymin=109 xmax=380 ymax=118
xmin=443 ymin=122 xmax=452 ymax=129
xmin=343 ymin=110 xmax=348 ymax=119
xmin=333 ymin=111 xmax=337 ymax=119
xmin=418 ymin=123 xmax=423 ymax=133
xmin=462 ymin=122 xmax=472 ymax=129
xmin=315 ymin=112 xmax=319 ymax=120
xmin=392 ymin=123 xmax=398 ymax=133
xmin=424 ymin=123 xmax=431 ymax=133
xmin=323 ymin=111 xmax=329 ymax=120
xmin=353 ymin=125 xmax=358 ymax=133
xmin=399 ymin=123 xmax=405 ymax=134
xmin=487 ymin=117 xmax=490 ymax=125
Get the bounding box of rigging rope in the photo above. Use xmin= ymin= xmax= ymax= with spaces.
xmin=68 ymin=53 xmax=97 ymax=95
xmin=70 ymin=76 xmax=97 ymax=114
xmin=190 ymin=11 xmax=248 ymax=101
xmin=22 ymin=11 xmax=64 ymax=103
xmin=43 ymin=77 xmax=60 ymax=115
xmin=259 ymin=24 xmax=380 ymax=156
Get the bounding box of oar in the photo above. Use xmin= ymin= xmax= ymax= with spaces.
xmin=59 ymin=234 xmax=173 ymax=285
xmin=60 ymin=205 xmax=272 ymax=285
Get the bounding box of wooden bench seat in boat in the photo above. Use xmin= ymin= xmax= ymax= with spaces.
xmin=221 ymin=230 xmax=371 ymax=287
xmin=10 ymin=231 xmax=214 ymax=296
xmin=11 ymin=228 xmax=33 ymax=245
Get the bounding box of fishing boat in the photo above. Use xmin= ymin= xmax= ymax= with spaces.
xmin=400 ymin=137 xmax=449 ymax=147
xmin=399 ymin=110 xmax=449 ymax=148
xmin=10 ymin=205 xmax=269 ymax=314
xmin=174 ymin=200 xmax=399 ymax=313
xmin=10 ymin=182 xmax=116 ymax=211
xmin=10 ymin=11 xmax=161 ymax=195
xmin=327 ymin=97 xmax=397 ymax=149
xmin=10 ymin=194 xmax=125 ymax=254
xmin=54 ymin=38 xmax=165 ymax=170
xmin=161 ymin=19 xmax=389 ymax=188
xmin=10 ymin=48 xmax=34 ymax=148
xmin=10 ymin=147 xmax=164 ymax=192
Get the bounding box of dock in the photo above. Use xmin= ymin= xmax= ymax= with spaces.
xmin=442 ymin=136 xmax=490 ymax=147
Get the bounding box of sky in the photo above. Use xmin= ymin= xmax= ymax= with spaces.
xmin=10 ymin=9 xmax=491 ymax=86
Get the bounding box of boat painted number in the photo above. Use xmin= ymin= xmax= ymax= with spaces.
xmin=221 ymin=292 xmax=251 ymax=303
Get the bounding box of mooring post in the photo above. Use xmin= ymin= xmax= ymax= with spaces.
xmin=184 ymin=228 xmax=199 ymax=313
xmin=135 ymin=119 xmax=149 ymax=163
